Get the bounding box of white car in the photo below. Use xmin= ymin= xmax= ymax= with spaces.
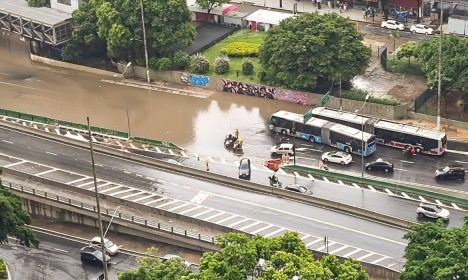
xmin=410 ymin=24 xmax=433 ymax=35
xmin=163 ymin=254 xmax=191 ymax=267
xmin=90 ymin=237 xmax=119 ymax=255
xmin=416 ymin=203 xmax=450 ymax=220
xmin=321 ymin=151 xmax=352 ymax=165
xmin=381 ymin=20 xmax=405 ymax=31
xmin=270 ymin=143 xmax=294 ymax=156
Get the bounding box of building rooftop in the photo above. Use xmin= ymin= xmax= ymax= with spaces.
xmin=0 ymin=0 xmax=71 ymax=26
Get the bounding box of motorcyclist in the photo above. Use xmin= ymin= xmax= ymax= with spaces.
xmin=410 ymin=146 xmax=416 ymax=156
xmin=269 ymin=174 xmax=281 ymax=187
xmin=234 ymin=138 xmax=243 ymax=149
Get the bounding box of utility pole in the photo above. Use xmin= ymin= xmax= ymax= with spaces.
xmin=140 ymin=0 xmax=150 ymax=83
xmin=436 ymin=0 xmax=443 ymax=130
xmin=87 ymin=117 xmax=109 ymax=280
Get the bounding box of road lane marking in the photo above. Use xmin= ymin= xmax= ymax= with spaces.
xmin=52 ymin=247 xmax=69 ymax=253
xmin=447 ymin=149 xmax=468 ymax=155
xmin=385 ymin=189 xmax=394 ymax=195
xmin=144 ymin=197 xmax=167 ymax=205
xmin=228 ymin=218 xmax=251 ymax=228
xmin=121 ymin=191 xmax=146 ymax=199
xmin=305 ymin=238 xmax=323 ymax=247
xmin=316 ymin=241 xmax=336 ymax=252
xmin=216 ymin=215 xmax=237 ymax=224
xmin=203 ymin=212 xmax=226 ymax=221
xmin=129 ymin=143 xmax=137 ymax=149
xmin=190 ymin=192 xmax=210 ymax=204
xmin=352 ymin=183 xmax=362 ymax=189
xmin=252 ymin=225 xmax=275 ymax=234
xmin=393 ymin=168 xmax=408 ymax=172
xmin=66 ymin=177 xmax=90 ymax=185
xmin=435 ymin=200 xmax=444 ymax=206
xmin=371 ymin=256 xmax=389 ymax=264
xmin=181 ymin=151 xmax=188 ymax=157
xmin=155 ymin=147 xmax=162 ymax=153
xmin=264 ymin=227 xmax=286 ymax=237
xmin=35 ymin=168 xmax=57 ymax=176
xmin=168 ymin=202 xmax=190 ymax=212
xmin=3 ymin=160 xmax=27 ymax=168
xmin=206 ymin=191 xmax=407 ymax=246
xmin=168 ymin=149 xmax=175 ymax=155
xmin=455 ymin=160 xmax=468 ymax=165
xmin=308 ymin=174 xmax=315 ymax=180
xmin=330 ymin=245 xmax=349 ymax=254
xmin=418 ymin=196 xmax=427 ymax=203
xmin=296 ymin=156 xmax=316 ymax=161
xmin=132 ymin=194 xmax=157 ymax=202
xmin=343 ymin=248 xmax=362 ymax=258
xmin=451 ymin=203 xmax=461 ymax=210
xmin=240 ymin=221 xmax=262 ymax=231
xmin=293 ymin=171 xmax=301 ymax=177
xmin=401 ymin=192 xmax=411 ymax=199
xmin=1 ymin=140 xmax=13 ymax=144
xmin=99 ymin=185 xmax=123 ymax=194
xmin=108 ymin=189 xmax=133 ymax=196
xmin=179 ymin=205 xmax=202 ymax=215
xmin=338 ymin=180 xmax=345 ymax=186
xmin=367 ymin=185 xmax=377 ymax=192
xmin=357 ymin=252 xmax=375 ymax=261
xmin=323 ymin=177 xmax=330 ymax=182
xmin=157 ymin=200 xmax=179 ymax=208
xmin=400 ymin=160 xmax=414 ymax=164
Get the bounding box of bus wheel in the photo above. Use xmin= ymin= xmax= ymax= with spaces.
xmin=281 ymin=129 xmax=287 ymax=135
xmin=344 ymin=146 xmax=350 ymax=153
xmin=309 ymin=137 xmax=315 ymax=143
xmin=416 ymin=147 xmax=421 ymax=153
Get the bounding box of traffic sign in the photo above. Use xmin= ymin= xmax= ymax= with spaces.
xmin=303 ymin=111 xmax=313 ymax=123
xmin=320 ymin=92 xmax=330 ymax=106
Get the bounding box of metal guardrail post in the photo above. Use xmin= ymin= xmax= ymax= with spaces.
xmin=119 ymin=213 xmax=121 ymax=219
xmin=145 ymin=220 xmax=147 ymax=226
xmin=56 ymin=195 xmax=59 ymax=201
xmin=132 ymin=216 xmax=134 ymax=222
xmin=158 ymin=223 xmax=160 ymax=229
xmin=198 ymin=234 xmax=201 ymax=240
xmin=81 ymin=202 xmax=83 ymax=208
xmin=171 ymin=227 xmax=173 ymax=233
xmin=69 ymin=199 xmax=71 ymax=205
xmin=184 ymin=230 xmax=187 ymax=236
xmin=212 ymin=237 xmax=215 ymax=243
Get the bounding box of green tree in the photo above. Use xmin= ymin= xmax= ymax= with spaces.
xmin=397 ymin=41 xmax=417 ymax=68
xmin=118 ymin=248 xmax=193 ymax=280
xmin=64 ymin=0 xmax=195 ymax=64
xmin=259 ymin=12 xmax=370 ymax=91
xmin=28 ymin=0 xmax=49 ymax=7
xmin=195 ymin=0 xmax=230 ymax=16
xmin=62 ymin=1 xmax=107 ymax=61
xmin=0 ymin=185 xmax=38 ymax=248
xmin=401 ymin=219 xmax=468 ymax=280
xmin=415 ymin=34 xmax=468 ymax=91
xmin=198 ymin=232 xmax=369 ymax=280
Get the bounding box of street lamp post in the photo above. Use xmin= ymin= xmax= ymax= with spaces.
xmin=436 ymin=0 xmax=443 ymax=130
xmin=355 ymin=94 xmax=370 ymax=178
xmin=87 ymin=117 xmax=109 ymax=280
xmin=139 ymin=0 xmax=150 ymax=83
xmin=104 ymin=205 xmax=121 ymax=237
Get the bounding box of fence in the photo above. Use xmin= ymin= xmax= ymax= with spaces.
xmin=0 ymin=108 xmax=128 ymax=138
xmin=414 ymin=88 xmax=436 ymax=112
xmin=4 ymin=182 xmax=216 ymax=244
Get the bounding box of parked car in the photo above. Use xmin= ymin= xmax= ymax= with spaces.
xmin=90 ymin=237 xmax=119 ymax=255
xmin=365 ymin=158 xmax=394 ymax=173
xmin=163 ymin=254 xmax=191 ymax=267
xmin=270 ymin=143 xmax=294 ymax=157
xmin=435 ymin=165 xmax=465 ymax=180
xmin=238 ymin=158 xmax=251 ymax=180
xmin=321 ymin=151 xmax=352 ymax=165
xmin=410 ymin=24 xmax=434 ymax=35
xmin=416 ymin=203 xmax=450 ymax=220
xmin=284 ymin=184 xmax=311 ymax=194
xmin=80 ymin=246 xmax=111 ymax=267
xmin=381 ymin=20 xmax=405 ymax=30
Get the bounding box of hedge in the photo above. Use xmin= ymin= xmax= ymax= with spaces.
xmin=340 ymin=90 xmax=400 ymax=106
xmin=0 ymin=259 xmax=7 ymax=280
xmin=220 ymin=42 xmax=260 ymax=58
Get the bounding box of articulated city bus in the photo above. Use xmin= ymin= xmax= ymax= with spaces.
xmin=270 ymin=111 xmax=377 ymax=156
xmin=310 ymin=107 xmax=447 ymax=155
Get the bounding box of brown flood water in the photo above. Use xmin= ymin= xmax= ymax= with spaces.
xmin=0 ymin=34 xmax=307 ymax=157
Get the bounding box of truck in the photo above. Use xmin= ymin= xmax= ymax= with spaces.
xmin=447 ymin=15 xmax=468 ymax=36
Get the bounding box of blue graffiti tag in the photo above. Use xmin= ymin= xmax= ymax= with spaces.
xmin=189 ymin=75 xmax=209 ymax=86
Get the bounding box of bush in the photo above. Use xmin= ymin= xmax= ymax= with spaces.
xmin=257 ymin=71 xmax=267 ymax=82
xmin=341 ymin=89 xmax=400 ymax=106
xmin=214 ymin=55 xmax=230 ymax=74
xmin=149 ymin=57 xmax=172 ymax=71
xmin=242 ymin=60 xmax=254 ymax=75
xmin=172 ymin=51 xmax=190 ymax=70
xmin=28 ymin=0 xmax=49 ymax=7
xmin=0 ymin=259 xmax=7 ymax=279
xmin=220 ymin=42 xmax=260 ymax=58
xmin=190 ymin=53 xmax=210 ymax=74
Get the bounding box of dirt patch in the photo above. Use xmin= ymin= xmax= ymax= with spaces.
xmin=399 ymin=118 xmax=468 ymax=141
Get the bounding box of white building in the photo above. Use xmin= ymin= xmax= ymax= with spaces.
xmin=244 ymin=9 xmax=295 ymax=31
xmin=50 ymin=0 xmax=84 ymax=13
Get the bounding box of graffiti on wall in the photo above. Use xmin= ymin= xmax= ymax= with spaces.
xmin=220 ymin=80 xmax=312 ymax=105
xmin=180 ymin=73 xmax=209 ymax=86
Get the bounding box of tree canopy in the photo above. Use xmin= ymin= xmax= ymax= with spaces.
xmin=63 ymin=0 xmax=196 ymax=63
xmin=0 ymin=184 xmax=38 ymax=248
xmin=415 ymin=34 xmax=468 ymax=92
xmin=402 ymin=218 xmax=468 ymax=280
xmin=196 ymin=0 xmax=230 ymax=15
xmin=259 ymin=12 xmax=371 ymax=91
xmin=118 ymin=232 xmax=369 ymax=280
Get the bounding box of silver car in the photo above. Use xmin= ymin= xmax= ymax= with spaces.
xmin=416 ymin=203 xmax=450 ymax=220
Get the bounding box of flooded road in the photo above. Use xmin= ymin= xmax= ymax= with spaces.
xmin=0 ymin=34 xmax=307 ymax=158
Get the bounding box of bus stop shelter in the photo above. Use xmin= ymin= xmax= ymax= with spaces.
xmin=0 ymin=0 xmax=72 ymax=46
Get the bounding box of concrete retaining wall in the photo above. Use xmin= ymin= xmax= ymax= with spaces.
xmin=410 ymin=111 xmax=468 ymax=130
xmin=30 ymin=54 xmax=118 ymax=78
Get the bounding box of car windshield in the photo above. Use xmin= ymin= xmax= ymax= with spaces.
xmin=442 ymin=166 xmax=450 ymax=172
xmin=104 ymin=240 xmax=114 ymax=247
xmin=299 ymin=187 xmax=307 ymax=193
xmin=434 ymin=206 xmax=442 ymax=213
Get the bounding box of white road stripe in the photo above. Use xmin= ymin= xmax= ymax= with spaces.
xmin=447 ymin=149 xmax=468 ymax=155
xmin=401 ymin=192 xmax=411 ymax=199
xmin=55 ymin=129 xmax=61 ymax=135
xmin=385 ymin=189 xmax=394 ymax=195
xmin=132 ymin=194 xmax=158 ymax=202
xmin=451 ymin=203 xmax=461 ymax=210
xmin=168 ymin=149 xmax=175 ymax=155
xmin=99 ymin=185 xmax=123 ymax=194
xmin=146 ymin=176 xmax=154 ymax=180
xmin=203 ymin=212 xmax=226 ymax=222
xmin=1 ymin=140 xmax=14 ymax=144
xmin=455 ymin=160 xmax=468 ymax=165
xmin=66 ymin=177 xmax=90 ymax=185
xmin=108 ymin=189 xmax=134 ymax=196
xmin=352 ymin=183 xmax=361 ymax=189
xmin=52 ymin=247 xmax=69 ymax=253
xmin=343 ymin=248 xmax=362 ymax=258
xmin=239 ymin=221 xmax=262 ymax=231
xmin=264 ymin=227 xmax=286 ymax=237
xmin=367 ymin=185 xmax=377 ymax=192
xmin=435 ymin=200 xmax=444 ymax=206
xmin=143 ymin=147 xmax=149 ymax=151
xmin=216 ymin=215 xmax=237 ymax=224
xmin=45 ymin=127 xmax=50 ymax=132
xmin=121 ymin=191 xmax=146 ymax=199
xmin=371 ymin=256 xmax=389 ymax=264
xmin=179 ymin=206 xmax=202 ymax=215
xmin=305 ymin=238 xmax=323 ymax=247
xmin=228 ymin=218 xmax=251 ymax=228
xmin=323 ymin=177 xmax=330 ymax=182
xmin=252 ymin=225 xmax=275 ymax=234
xmin=87 ymin=182 xmax=112 ymax=191
xmin=144 ymin=197 xmax=166 ymax=205
xmin=129 ymin=143 xmax=137 ymax=149
xmin=293 ymin=171 xmax=301 ymax=177
xmin=400 ymin=160 xmax=414 ymax=164
xmin=330 ymin=245 xmax=349 ymax=254
xmin=35 ymin=169 xmax=57 ymax=176
xmin=308 ymin=174 xmax=315 ymax=180
xmin=167 ymin=202 xmax=190 ymax=212
xmin=190 ymin=192 xmax=210 ymax=204
xmin=338 ymin=180 xmax=345 ymax=185
xmin=418 ymin=196 xmax=428 ymax=203
xmin=393 ymin=168 xmax=408 ymax=172
xmin=190 ymin=209 xmax=212 ymax=218
xmin=157 ymin=200 xmax=179 ymax=208
xmin=300 ymin=234 xmax=311 ymax=240
xmin=181 ymin=151 xmax=188 ymax=157
xmin=46 ymin=151 xmax=57 ymax=156
xmin=155 ymin=147 xmax=162 ymax=153
xmin=316 ymin=241 xmax=336 ymax=252
xmin=76 ymin=181 xmax=94 ymax=188
xmin=357 ymin=252 xmax=375 ymax=261
xmin=3 ymin=160 xmax=27 ymax=168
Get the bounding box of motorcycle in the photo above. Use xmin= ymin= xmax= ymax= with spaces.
xmin=224 ymin=135 xmax=237 ymax=149
xmin=269 ymin=175 xmax=282 ymax=188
